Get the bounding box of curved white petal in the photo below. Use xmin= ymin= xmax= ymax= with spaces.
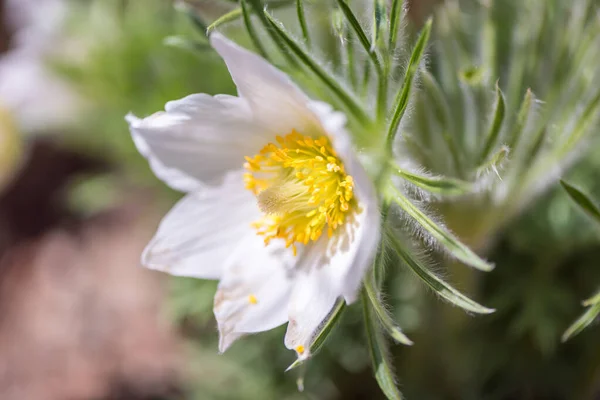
xmin=127 ymin=94 xmax=270 ymax=188
xmin=210 ymin=33 xmax=321 ymax=137
xmin=142 ymin=171 xmax=257 ymax=279
xmin=309 ymin=100 xmax=381 ymax=302
xmin=283 ymin=257 xmax=338 ymax=360
xmin=128 ymin=114 xmax=201 ymax=192
xmin=283 ymin=197 xmax=378 ymax=357
xmin=214 ymin=234 xmax=297 ymax=352
xmin=283 ymin=101 xmax=379 ymax=358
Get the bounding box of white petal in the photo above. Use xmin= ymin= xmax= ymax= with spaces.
xmin=214 ymin=234 xmax=297 ymax=352
xmin=309 ymin=100 xmax=381 ymax=302
xmin=128 ymin=114 xmax=201 ymax=192
xmin=210 ymin=33 xmax=321 ymax=136
xmin=127 ymin=94 xmax=270 ymax=188
xmin=142 ymin=170 xmax=257 ymax=279
xmin=284 ymin=261 xmax=338 ymax=360
xmin=328 ymin=202 xmax=380 ymax=303
xmin=283 ymin=101 xmax=379 ymax=358
xmin=283 ymin=202 xmax=378 ymax=359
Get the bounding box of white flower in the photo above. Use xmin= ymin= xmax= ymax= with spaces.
xmin=0 ymin=0 xmax=78 ymax=131
xmin=127 ymin=33 xmax=380 ymax=360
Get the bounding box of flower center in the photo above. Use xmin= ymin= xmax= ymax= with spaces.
xmin=244 ymin=130 xmax=357 ymax=256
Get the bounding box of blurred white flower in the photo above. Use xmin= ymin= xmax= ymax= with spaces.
xmin=127 ymin=33 xmax=380 ymax=360
xmin=0 ymin=0 xmax=78 ymax=131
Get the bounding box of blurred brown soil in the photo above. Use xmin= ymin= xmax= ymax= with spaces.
xmin=0 ymin=141 xmax=183 ymax=400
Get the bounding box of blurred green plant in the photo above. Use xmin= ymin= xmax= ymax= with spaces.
xmin=560 ymin=180 xmax=600 ymax=342
xmin=406 ymin=0 xmax=600 ymax=248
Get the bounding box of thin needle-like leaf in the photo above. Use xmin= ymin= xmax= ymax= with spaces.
xmin=346 ymin=30 xmax=357 ymax=89
xmin=389 ymin=186 xmax=495 ymax=272
xmin=561 ymin=302 xmax=600 ymax=342
xmin=386 ymin=18 xmax=431 ymax=149
xmin=363 ymin=292 xmax=404 ymax=400
xmin=475 ymin=145 xmax=509 ymax=179
xmin=207 ymin=0 xmax=294 ymax=32
xmin=560 ymin=180 xmax=600 ymax=224
xmin=387 ymin=234 xmax=495 ymax=314
xmin=507 ymin=88 xmax=533 ymax=152
xmin=479 ymin=83 xmax=506 ymax=164
xmin=583 ymin=289 xmax=600 ymax=307
xmin=393 ymin=164 xmax=473 ymax=196
xmin=372 ymin=0 xmax=387 ymax=51
xmin=207 ymin=8 xmax=243 ymax=32
xmin=335 ymin=0 xmax=381 ymax=72
xmin=264 ymin=11 xmax=372 ymax=125
xmin=364 ymin=269 xmax=413 ymax=345
xmin=420 ymin=71 xmax=463 ymax=175
xmin=296 ymin=0 xmax=310 ymax=46
xmin=247 ymin=0 xmax=300 ymax=68
xmin=241 ymin=0 xmax=270 ymax=59
xmin=388 ymin=0 xmax=404 ymax=50
xmin=562 ymin=88 xmax=600 ymax=154
xmin=334 ymin=0 xmax=387 ymax=122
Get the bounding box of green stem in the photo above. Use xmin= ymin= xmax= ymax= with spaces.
xmin=241 ymin=0 xmax=270 ymax=59
xmin=296 ymin=0 xmax=310 ymax=46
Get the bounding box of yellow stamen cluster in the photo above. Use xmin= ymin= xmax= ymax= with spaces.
xmin=244 ymin=131 xmax=357 ymax=255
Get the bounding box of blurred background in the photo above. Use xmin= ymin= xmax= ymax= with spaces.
xmin=0 ymin=0 xmax=599 ymax=399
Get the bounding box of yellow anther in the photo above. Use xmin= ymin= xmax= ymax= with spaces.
xmin=296 ymin=345 xmax=305 ymax=355
xmin=244 ymin=131 xmax=358 ymax=255
xmin=248 ymin=294 xmax=258 ymax=305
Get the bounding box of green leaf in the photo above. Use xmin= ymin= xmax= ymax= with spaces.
xmin=206 ymin=0 xmax=293 ymax=33
xmin=331 ymin=7 xmax=345 ymax=40
xmin=479 ymin=83 xmax=506 ymax=164
xmin=296 ymin=0 xmax=310 ymax=46
xmin=583 ymin=289 xmax=600 ymax=307
xmin=476 ymin=145 xmax=509 ymax=179
xmin=561 ymin=302 xmax=600 ymax=342
xmin=420 ymin=70 xmax=463 ymax=175
xmin=286 ymin=300 xmax=346 ymax=371
xmin=386 ymin=18 xmax=431 ymax=149
xmin=335 ymin=0 xmax=381 ymax=72
xmin=507 ymin=88 xmax=533 ymax=152
xmin=363 ymin=292 xmax=404 ymax=400
xmin=364 ymin=270 xmax=413 ymax=345
xmin=393 ymin=165 xmax=473 ymax=196
xmin=247 ymin=0 xmax=300 ymax=68
xmin=562 ymin=88 xmax=600 ymax=154
xmin=207 ymin=8 xmax=243 ymax=32
xmin=264 ymin=11 xmax=371 ymax=125
xmin=344 ymin=21 xmax=358 ymax=89
xmin=389 ymin=186 xmax=495 ymax=272
xmin=560 ymin=180 xmax=600 ymax=224
xmin=334 ymin=0 xmax=386 ymax=122
xmin=388 ymin=0 xmax=404 ymax=50
xmin=387 ymin=234 xmax=495 ymax=314
xmin=372 ymin=0 xmax=387 ymax=51
xmin=241 ymin=0 xmax=270 ymax=59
